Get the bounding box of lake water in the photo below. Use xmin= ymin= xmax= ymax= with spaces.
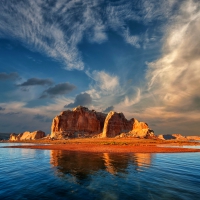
xmin=0 ymin=143 xmax=200 ymax=200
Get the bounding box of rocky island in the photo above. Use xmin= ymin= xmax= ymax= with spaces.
xmin=4 ymin=106 xmax=200 ymax=153
xmin=51 ymin=106 xmax=155 ymax=139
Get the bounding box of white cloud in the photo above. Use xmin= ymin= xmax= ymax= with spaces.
xmin=143 ymin=0 xmax=200 ymax=134
xmin=123 ymin=88 xmax=141 ymax=107
xmin=86 ymin=70 xmax=119 ymax=93
xmin=147 ymin=0 xmax=200 ymax=102
xmin=123 ymin=28 xmax=140 ymax=48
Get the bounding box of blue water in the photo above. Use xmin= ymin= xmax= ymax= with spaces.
xmin=0 ymin=143 xmax=200 ymax=200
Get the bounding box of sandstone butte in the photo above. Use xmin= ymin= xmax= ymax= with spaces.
xmin=51 ymin=106 xmax=155 ymax=139
xmin=9 ymin=130 xmax=45 ymax=141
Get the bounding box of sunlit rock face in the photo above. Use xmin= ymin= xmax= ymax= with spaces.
xmin=129 ymin=119 xmax=155 ymax=139
xmin=51 ymin=106 xmax=155 ymax=139
xmin=102 ymin=111 xmax=155 ymax=138
xmin=9 ymin=130 xmax=45 ymax=141
xmin=9 ymin=133 xmax=23 ymax=141
xmin=51 ymin=106 xmax=106 ymax=139
xmin=102 ymin=111 xmax=133 ymax=138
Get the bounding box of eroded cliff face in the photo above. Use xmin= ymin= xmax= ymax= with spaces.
xmin=102 ymin=112 xmax=154 ymax=138
xmin=51 ymin=106 xmax=106 ymax=139
xmin=9 ymin=130 xmax=45 ymax=141
xmin=102 ymin=111 xmax=134 ymax=138
xmin=51 ymin=106 xmax=155 ymax=139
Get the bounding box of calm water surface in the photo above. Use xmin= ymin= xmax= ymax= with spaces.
xmin=0 ymin=143 xmax=200 ymax=200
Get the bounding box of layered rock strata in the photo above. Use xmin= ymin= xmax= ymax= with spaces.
xmin=9 ymin=130 xmax=45 ymax=141
xmin=51 ymin=106 xmax=155 ymax=139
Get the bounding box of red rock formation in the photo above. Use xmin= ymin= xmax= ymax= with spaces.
xmin=51 ymin=106 xmax=155 ymax=139
xmin=9 ymin=130 xmax=45 ymax=141
xmin=102 ymin=111 xmax=133 ymax=137
xmin=51 ymin=106 xmax=106 ymax=139
xmin=101 ymin=111 xmax=154 ymax=138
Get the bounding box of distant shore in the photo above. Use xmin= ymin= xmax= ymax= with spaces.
xmin=2 ymin=138 xmax=200 ymax=153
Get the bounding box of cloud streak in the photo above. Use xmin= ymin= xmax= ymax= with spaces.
xmin=0 ymin=72 xmax=19 ymax=80
xmin=40 ymin=82 xmax=76 ymax=98
xmin=18 ymin=78 xmax=53 ymax=86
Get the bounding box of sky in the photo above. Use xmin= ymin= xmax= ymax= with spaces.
xmin=0 ymin=0 xmax=200 ymax=135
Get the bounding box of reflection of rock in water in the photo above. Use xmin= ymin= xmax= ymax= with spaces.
xmin=50 ymin=150 xmax=153 ymax=180
xmin=103 ymin=153 xmax=129 ymax=175
xmin=50 ymin=150 xmax=105 ymax=180
xmin=132 ymin=153 xmax=152 ymax=169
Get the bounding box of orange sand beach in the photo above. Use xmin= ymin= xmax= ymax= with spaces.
xmin=3 ymin=142 xmax=200 ymax=153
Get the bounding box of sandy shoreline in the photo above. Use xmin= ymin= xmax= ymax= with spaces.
xmin=3 ymin=143 xmax=200 ymax=153
xmin=2 ymin=138 xmax=200 ymax=153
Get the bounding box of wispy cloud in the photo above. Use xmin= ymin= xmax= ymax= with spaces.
xmin=86 ymin=70 xmax=119 ymax=93
xmin=0 ymin=0 xmax=107 ymax=70
xmin=0 ymin=0 xmax=178 ymax=72
xmin=139 ymin=0 xmax=200 ymax=134
xmin=146 ymin=0 xmax=200 ymax=109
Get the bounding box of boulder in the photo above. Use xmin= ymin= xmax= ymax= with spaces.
xmin=51 ymin=106 xmax=106 ymax=139
xmin=9 ymin=130 xmax=45 ymax=141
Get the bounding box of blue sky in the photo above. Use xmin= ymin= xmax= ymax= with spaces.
xmin=0 ymin=0 xmax=200 ymax=135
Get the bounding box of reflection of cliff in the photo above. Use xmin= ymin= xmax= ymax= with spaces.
xmin=132 ymin=153 xmax=152 ymax=168
xmin=103 ymin=153 xmax=129 ymax=174
xmin=50 ymin=150 xmax=153 ymax=179
xmin=50 ymin=150 xmax=105 ymax=180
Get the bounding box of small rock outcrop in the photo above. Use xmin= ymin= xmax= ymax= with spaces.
xmin=51 ymin=106 xmax=106 ymax=139
xmin=158 ymin=134 xmax=188 ymax=140
xmin=9 ymin=130 xmax=45 ymax=141
xmin=51 ymin=106 xmax=155 ymax=139
xmin=129 ymin=119 xmax=154 ymax=138
xmin=186 ymin=136 xmax=200 ymax=141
